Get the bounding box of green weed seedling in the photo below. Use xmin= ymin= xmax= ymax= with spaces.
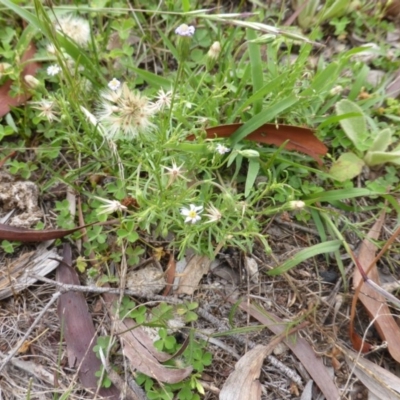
xmin=138 ymin=330 xmax=212 ymax=400
xmin=329 ymin=98 xmax=400 ymax=182
xmin=293 ymin=0 xmax=355 ymax=30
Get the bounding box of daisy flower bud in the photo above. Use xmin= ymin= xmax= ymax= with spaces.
xmin=207 ymin=41 xmax=221 ymax=71
xmin=208 ymin=41 xmax=221 ymax=60
xmin=24 ymin=75 xmax=41 ymax=89
xmin=329 ymin=85 xmax=343 ymax=96
xmin=0 ymin=62 xmax=11 ymax=78
xmin=289 ymin=200 xmax=305 ymax=210
xmin=237 ymin=149 xmax=260 ymax=158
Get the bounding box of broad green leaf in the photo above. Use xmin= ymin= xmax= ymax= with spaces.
xmin=335 ymin=99 xmax=369 ymax=151
xmin=245 ymin=159 xmax=260 ymax=197
xmin=368 ymin=128 xmax=392 ymax=152
xmin=230 ymin=95 xmax=299 ymax=145
xmin=268 ymin=240 xmax=343 ymax=275
xmin=329 ymin=152 xmax=365 ymax=182
xmin=364 ymin=151 xmax=400 ymax=166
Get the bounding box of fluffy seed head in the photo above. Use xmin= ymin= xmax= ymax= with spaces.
xmin=55 ymin=14 xmax=90 ymax=47
xmin=96 ymin=83 xmax=156 ymax=140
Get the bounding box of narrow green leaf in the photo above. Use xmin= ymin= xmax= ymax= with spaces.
xmin=233 ymin=75 xmax=283 ymax=116
xmin=230 ymin=95 xmax=299 ymax=145
xmin=301 ymin=62 xmax=340 ymax=97
xmin=129 ymin=65 xmax=172 ymax=89
xmin=164 ymin=143 xmax=208 ymax=153
xmin=268 ymin=240 xmax=342 ymax=276
xmin=305 ymin=188 xmax=377 ymax=204
xmin=245 ymin=159 xmax=260 ymax=197
xmin=246 ymin=29 xmax=263 ymax=115
xmin=0 ymin=0 xmax=42 ymax=29
xmin=181 ymin=0 xmax=190 ymax=12
xmin=319 ymin=0 xmax=349 ymax=20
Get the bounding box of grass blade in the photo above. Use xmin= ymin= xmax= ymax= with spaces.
xmin=267 ymin=240 xmax=342 ymax=276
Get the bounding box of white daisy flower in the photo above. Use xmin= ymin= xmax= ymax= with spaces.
xmin=216 ymin=144 xmax=230 ymax=155
xmin=108 ymin=78 xmax=121 ymax=91
xmin=175 ymin=24 xmax=195 ymax=37
xmin=180 ymin=204 xmax=203 ymax=224
xmin=47 ymin=64 xmax=61 ymax=76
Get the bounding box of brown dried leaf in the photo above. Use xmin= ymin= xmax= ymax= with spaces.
xmin=352 ymin=213 xmax=400 ymax=363
xmin=102 ymin=292 xmax=193 ymax=383
xmin=197 ymin=123 xmax=328 ymax=165
xmin=0 ymin=42 xmax=41 ymax=117
xmin=175 ymin=255 xmax=211 ymax=295
xmin=162 ymin=253 xmax=176 ymax=296
xmin=0 ymin=221 xmax=94 ymax=242
xmin=386 ymin=70 xmax=400 ymax=98
xmin=220 ymin=345 xmax=269 ymax=400
xmin=343 ymin=346 xmax=400 ymax=400
xmin=235 ymin=300 xmax=340 ymax=400
xmin=0 ymin=244 xmax=61 ymax=300
xmin=56 ymin=244 xmax=120 ymax=398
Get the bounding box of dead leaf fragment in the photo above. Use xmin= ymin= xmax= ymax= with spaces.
xmin=352 ymin=212 xmax=400 ymax=363
xmin=126 ymin=262 xmax=165 ymax=297
xmin=220 ymin=345 xmax=269 ymax=400
xmin=192 ymin=123 xmax=327 ymax=165
xmin=245 ymin=256 xmax=259 ymax=284
xmin=176 ymin=255 xmax=211 ymax=295
xmin=343 ymin=346 xmax=400 ymax=400
xmin=0 ymin=244 xmax=61 ymax=300
xmin=234 ymin=299 xmax=340 ymax=400
xmin=102 ymin=292 xmax=193 ymax=384
xmin=56 ymin=244 xmax=120 ymax=398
